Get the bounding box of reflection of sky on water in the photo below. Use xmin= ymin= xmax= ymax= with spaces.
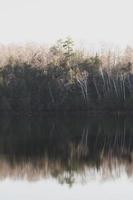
xmin=0 ymin=175 xmax=133 ymax=200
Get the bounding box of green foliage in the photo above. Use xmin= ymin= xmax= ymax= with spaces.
xmin=50 ymin=37 xmax=74 ymax=68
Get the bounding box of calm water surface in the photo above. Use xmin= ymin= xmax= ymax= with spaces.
xmin=0 ymin=116 xmax=133 ymax=199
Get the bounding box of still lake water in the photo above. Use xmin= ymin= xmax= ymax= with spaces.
xmin=0 ymin=115 xmax=133 ymax=199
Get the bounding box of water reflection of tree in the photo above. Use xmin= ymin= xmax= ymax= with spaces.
xmin=0 ymin=116 xmax=132 ymax=185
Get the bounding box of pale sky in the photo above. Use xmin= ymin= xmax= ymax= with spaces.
xmin=0 ymin=0 xmax=133 ymax=48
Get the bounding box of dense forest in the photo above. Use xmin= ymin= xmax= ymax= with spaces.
xmin=0 ymin=38 xmax=133 ymax=114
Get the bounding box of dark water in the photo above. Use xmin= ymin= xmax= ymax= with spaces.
xmin=0 ymin=116 xmax=133 ymax=199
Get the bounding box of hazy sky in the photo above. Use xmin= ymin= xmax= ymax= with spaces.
xmin=0 ymin=0 xmax=133 ymax=48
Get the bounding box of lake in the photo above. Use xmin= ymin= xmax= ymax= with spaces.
xmin=0 ymin=115 xmax=133 ymax=199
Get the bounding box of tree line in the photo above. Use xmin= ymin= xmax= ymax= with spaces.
xmin=0 ymin=38 xmax=133 ymax=114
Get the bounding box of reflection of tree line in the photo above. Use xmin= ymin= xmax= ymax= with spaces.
xmin=0 ymin=116 xmax=132 ymax=184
